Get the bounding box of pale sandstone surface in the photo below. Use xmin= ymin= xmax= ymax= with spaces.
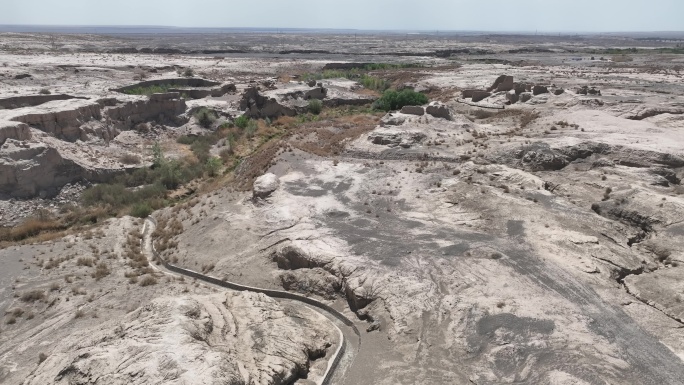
xmin=1 ymin=32 xmax=684 ymax=385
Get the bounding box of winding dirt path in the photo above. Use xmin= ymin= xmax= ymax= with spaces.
xmin=142 ymin=217 xmax=360 ymax=385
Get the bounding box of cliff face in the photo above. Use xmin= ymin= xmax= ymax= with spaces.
xmin=105 ymin=93 xmax=186 ymax=127
xmin=0 ymin=121 xmax=31 ymax=145
xmin=0 ymin=94 xmax=188 ymax=198
xmin=9 ymin=100 xmax=103 ymax=142
xmin=0 ymin=139 xmax=84 ymax=198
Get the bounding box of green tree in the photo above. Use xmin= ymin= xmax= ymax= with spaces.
xmin=205 ymin=157 xmax=223 ymax=177
xmin=151 ymin=142 xmax=164 ymax=168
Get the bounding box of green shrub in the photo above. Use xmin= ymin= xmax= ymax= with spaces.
xmin=308 ymin=99 xmax=323 ymax=115
xmin=159 ymin=160 xmax=183 ymax=189
xmin=234 ymin=115 xmax=250 ymax=129
xmin=373 ymin=89 xmax=428 ymax=111
xmin=152 ymin=142 xmax=164 ymax=168
xmin=245 ymin=119 xmax=258 ymax=138
xmin=190 ymin=140 xmax=211 ymax=163
xmin=205 ymin=157 xmax=223 ymax=177
xmin=359 ymin=75 xmax=390 ymax=91
xmin=176 ymin=135 xmax=197 ymax=145
xmin=194 ymin=108 xmax=216 ymax=128
xmin=130 ymin=202 xmax=153 ymax=218
xmin=82 ymin=183 xmax=166 ymax=207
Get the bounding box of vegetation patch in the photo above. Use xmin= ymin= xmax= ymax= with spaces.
xmin=372 ymin=89 xmax=429 ymax=111
xmin=194 ymin=107 xmax=217 ymax=128
xmin=300 ymin=69 xmax=396 ymax=92
xmin=121 ymin=84 xmax=173 ymax=95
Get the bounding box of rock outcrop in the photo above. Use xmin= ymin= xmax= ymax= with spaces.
xmin=506 ymin=91 xmax=519 ymax=104
xmin=400 ymin=105 xmax=425 ymax=116
xmin=533 ymin=85 xmax=549 ymax=95
xmin=9 ymin=100 xmax=102 ymax=142
xmin=105 ymin=93 xmax=187 ymax=128
xmin=520 ymin=92 xmax=533 ymax=103
xmin=0 ymin=139 xmax=85 ymax=197
xmin=0 ymin=121 xmax=31 ymax=145
xmin=576 ymin=86 xmax=601 ymax=96
xmin=253 ymin=173 xmax=280 ymax=199
xmin=425 ymin=102 xmax=452 ymax=120
xmin=240 ymin=87 xmax=296 ymax=120
xmin=24 ymin=294 xmax=333 ymax=385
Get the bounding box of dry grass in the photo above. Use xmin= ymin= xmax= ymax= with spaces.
xmin=119 ymin=153 xmax=141 ymax=165
xmin=519 ymin=110 xmax=541 ymax=129
xmin=91 ymin=262 xmax=111 ymax=280
xmin=0 ymin=218 xmax=64 ymax=243
xmin=0 ymin=206 xmax=112 ymax=248
xmin=139 ymin=275 xmax=158 ymax=287
xmin=20 ymin=290 xmax=45 ymax=303
xmin=290 ymin=112 xmax=381 ymax=157
xmin=76 ymin=257 xmax=94 ymax=267
xmin=230 ymin=108 xmax=381 ymax=192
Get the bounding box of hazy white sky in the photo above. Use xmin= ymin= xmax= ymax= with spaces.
xmin=1 ymin=0 xmax=683 ymax=32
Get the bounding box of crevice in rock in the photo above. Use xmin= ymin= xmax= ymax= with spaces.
xmin=598 ymin=255 xmax=684 ymax=326
xmin=591 ymin=202 xmax=657 ymax=247
xmin=623 ymin=281 xmax=684 ymax=326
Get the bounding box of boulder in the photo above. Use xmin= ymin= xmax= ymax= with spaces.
xmin=471 ymin=91 xmax=492 ymax=103
xmin=520 ymin=93 xmax=533 ymax=103
xmin=575 ymin=86 xmax=600 ymax=96
xmin=532 ymin=85 xmax=549 ymax=96
xmin=514 ymin=142 xmax=570 ymax=171
xmin=425 ymin=102 xmax=452 ymax=120
xmin=253 ymin=173 xmax=280 ymax=199
xmin=400 ymin=105 xmax=425 ymax=116
xmin=220 ymin=83 xmax=237 ymax=93
xmin=529 ymin=94 xmax=549 ymax=105
xmin=380 ymin=113 xmax=408 ymax=126
xmin=506 ymin=91 xmax=519 ymax=104
xmin=553 ymin=89 xmax=565 ymax=96
xmin=369 ymin=130 xmax=426 ymax=148
xmin=514 ymin=83 xmax=528 ymax=95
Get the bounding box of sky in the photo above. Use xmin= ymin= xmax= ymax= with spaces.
xmin=1 ymin=0 xmax=683 ymax=32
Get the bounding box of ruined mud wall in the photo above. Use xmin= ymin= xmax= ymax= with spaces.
xmin=0 ymin=94 xmax=79 ymax=109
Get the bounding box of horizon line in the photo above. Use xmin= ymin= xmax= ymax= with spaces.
xmin=0 ymin=24 xmax=683 ymax=35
